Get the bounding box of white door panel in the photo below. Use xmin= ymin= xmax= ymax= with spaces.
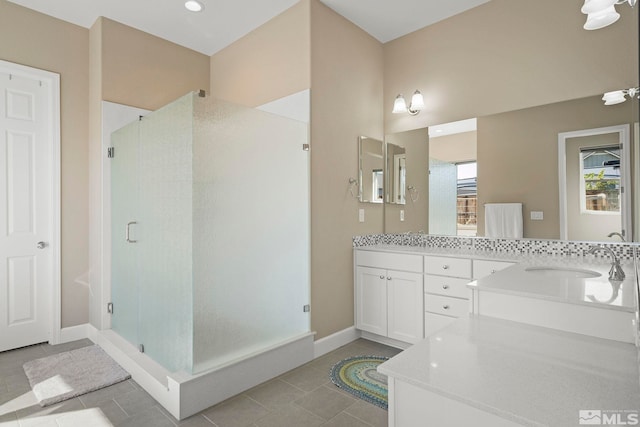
xmin=0 ymin=69 xmax=55 ymax=352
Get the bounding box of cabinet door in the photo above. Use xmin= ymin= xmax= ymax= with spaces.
xmin=356 ymin=266 xmax=388 ymax=336
xmin=388 ymin=271 xmax=424 ymax=344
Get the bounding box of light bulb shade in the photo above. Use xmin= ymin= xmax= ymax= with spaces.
xmin=393 ymin=94 xmax=408 ymax=113
xmin=602 ymin=90 xmax=627 ymax=105
xmin=581 ymin=0 xmax=616 ymax=14
xmin=409 ymin=90 xmax=425 ymax=111
xmin=584 ymin=6 xmax=620 ymax=30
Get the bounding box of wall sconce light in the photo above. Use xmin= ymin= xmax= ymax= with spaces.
xmin=602 ymin=87 xmax=639 ymax=104
xmin=581 ymin=0 xmax=636 ymax=30
xmin=392 ymin=90 xmax=425 ymax=115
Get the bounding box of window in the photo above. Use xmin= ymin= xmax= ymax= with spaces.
xmin=580 ymin=146 xmax=620 ymax=213
xmin=456 ymin=162 xmax=477 ymax=235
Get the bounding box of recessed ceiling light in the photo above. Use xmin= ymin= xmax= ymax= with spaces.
xmin=185 ymin=0 xmax=204 ymax=12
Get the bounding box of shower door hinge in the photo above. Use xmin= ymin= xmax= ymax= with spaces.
xmin=302 ymin=144 xmax=310 ymax=151
xmin=107 ymin=147 xmax=115 ymax=158
xmin=303 ymin=304 xmax=310 ymax=312
xmin=107 ymin=302 xmax=114 ymax=314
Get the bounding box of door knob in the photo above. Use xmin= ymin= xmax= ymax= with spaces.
xmin=36 ymin=241 xmax=47 ymax=249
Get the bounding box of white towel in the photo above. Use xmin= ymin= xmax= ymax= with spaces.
xmin=485 ymin=203 xmax=523 ymax=238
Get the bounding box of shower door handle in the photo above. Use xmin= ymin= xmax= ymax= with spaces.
xmin=126 ymin=221 xmax=137 ymax=243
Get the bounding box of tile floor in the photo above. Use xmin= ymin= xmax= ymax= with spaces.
xmin=0 ymin=338 xmax=401 ymax=427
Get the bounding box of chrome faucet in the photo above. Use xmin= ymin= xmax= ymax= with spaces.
xmin=607 ymin=232 xmax=625 ymax=242
xmin=588 ymin=245 xmax=625 ymax=281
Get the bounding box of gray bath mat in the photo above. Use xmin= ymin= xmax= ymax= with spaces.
xmin=23 ymin=345 xmax=131 ymax=407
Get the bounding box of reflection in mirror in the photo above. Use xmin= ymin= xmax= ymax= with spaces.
xmin=559 ymin=125 xmax=631 ymax=242
xmin=386 ymin=143 xmax=406 ymax=205
xmin=428 ymin=119 xmax=478 ymax=236
xmin=358 ymin=136 xmax=384 ymax=203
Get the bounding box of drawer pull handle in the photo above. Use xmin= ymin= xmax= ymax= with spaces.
xmin=442 ymin=265 xmax=450 ymax=270
xmin=491 ymin=269 xmax=497 ymax=274
xmin=380 ymin=275 xmax=385 ymax=279
xmin=442 ymin=285 xmax=450 ymax=290
xmin=443 ymin=305 xmax=450 ymax=310
xmin=387 ymin=277 xmax=392 ymax=280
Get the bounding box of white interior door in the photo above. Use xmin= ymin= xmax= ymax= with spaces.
xmin=0 ymin=63 xmax=59 ymax=352
xmin=558 ymin=125 xmax=631 ymax=241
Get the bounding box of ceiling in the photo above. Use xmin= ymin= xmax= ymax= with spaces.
xmin=6 ymin=0 xmax=490 ymax=56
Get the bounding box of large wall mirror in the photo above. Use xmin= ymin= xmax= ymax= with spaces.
xmin=383 ymin=2 xmax=638 ymax=242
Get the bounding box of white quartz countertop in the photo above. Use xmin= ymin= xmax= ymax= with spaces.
xmin=468 ymin=257 xmax=637 ymax=312
xmin=378 ymin=315 xmax=640 ymax=427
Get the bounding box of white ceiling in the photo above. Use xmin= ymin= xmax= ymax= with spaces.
xmin=6 ymin=0 xmax=490 ymax=55
xmin=320 ymin=0 xmax=490 ymax=43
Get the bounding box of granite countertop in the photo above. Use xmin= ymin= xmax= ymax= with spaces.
xmin=467 ymin=256 xmax=637 ymax=313
xmin=355 ymin=243 xmax=521 ymax=262
xmin=378 ymin=315 xmax=640 ymax=427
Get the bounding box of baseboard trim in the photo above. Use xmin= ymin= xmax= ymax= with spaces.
xmin=359 ymin=331 xmax=410 ymax=350
xmin=313 ymin=326 xmax=361 ymax=358
xmin=58 ymin=323 xmax=90 ymax=344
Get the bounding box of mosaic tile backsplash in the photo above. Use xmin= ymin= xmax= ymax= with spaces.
xmin=353 ymin=233 xmax=639 ymax=260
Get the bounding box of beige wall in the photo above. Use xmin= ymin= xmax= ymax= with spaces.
xmin=0 ymin=1 xmax=90 ymax=327
xmin=210 ymin=0 xmax=311 ymax=107
xmin=100 ymin=18 xmax=210 ymax=110
xmin=430 ymin=131 xmax=477 ymax=164
xmin=383 ymin=0 xmax=637 ymax=135
xmin=477 ymin=96 xmax=632 ymax=239
xmin=310 ymin=0 xmax=384 ymax=339
xmin=384 ymin=128 xmax=429 ymax=233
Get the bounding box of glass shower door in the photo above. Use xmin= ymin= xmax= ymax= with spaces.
xmin=136 ymin=95 xmax=194 ymax=372
xmin=110 ymin=121 xmax=140 ymax=346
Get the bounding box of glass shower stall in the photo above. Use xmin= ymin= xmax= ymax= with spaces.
xmin=110 ymin=92 xmax=310 ymax=375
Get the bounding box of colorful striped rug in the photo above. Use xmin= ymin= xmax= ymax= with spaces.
xmin=329 ymin=355 xmax=389 ymax=410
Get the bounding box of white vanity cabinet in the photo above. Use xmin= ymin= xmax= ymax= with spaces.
xmin=423 ymin=255 xmax=472 ymax=337
xmin=355 ymin=250 xmax=424 ymax=344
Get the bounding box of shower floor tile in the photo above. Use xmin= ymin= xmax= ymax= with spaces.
xmin=0 ymin=338 xmax=399 ymax=426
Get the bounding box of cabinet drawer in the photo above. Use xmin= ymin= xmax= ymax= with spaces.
xmin=424 ymin=275 xmax=471 ymax=299
xmin=424 ymin=256 xmax=471 ymax=278
xmin=424 ymin=312 xmax=458 ymax=337
xmin=473 ymin=259 xmax=516 ymax=280
xmin=425 ymin=294 xmax=469 ymax=317
xmin=356 ymin=250 xmax=423 ymax=273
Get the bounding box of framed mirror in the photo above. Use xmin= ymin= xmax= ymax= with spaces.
xmin=358 ymin=136 xmax=384 ymax=204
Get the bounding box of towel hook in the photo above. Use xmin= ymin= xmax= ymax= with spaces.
xmin=348 ymin=178 xmax=360 ymax=198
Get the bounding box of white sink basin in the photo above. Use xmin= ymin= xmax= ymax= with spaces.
xmin=524 ymin=266 xmax=601 ymax=279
